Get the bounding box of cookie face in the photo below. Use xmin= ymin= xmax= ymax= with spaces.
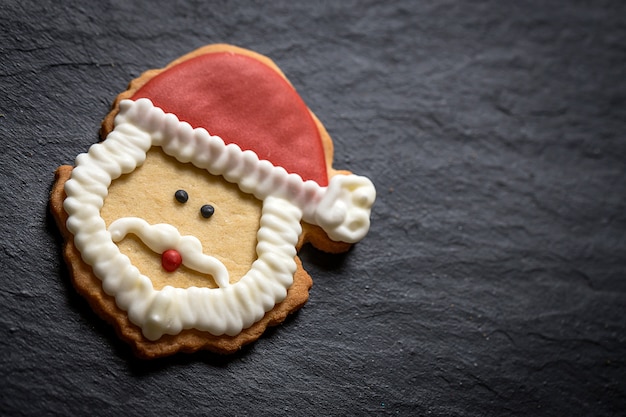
xmin=101 ymin=148 xmax=262 ymax=290
xmin=50 ymin=44 xmax=376 ymax=357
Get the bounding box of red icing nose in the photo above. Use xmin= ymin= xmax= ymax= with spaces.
xmin=162 ymin=249 xmax=182 ymax=272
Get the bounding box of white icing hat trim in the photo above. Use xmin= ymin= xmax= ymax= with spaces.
xmin=63 ymin=98 xmax=375 ymax=340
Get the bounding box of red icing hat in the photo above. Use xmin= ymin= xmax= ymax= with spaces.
xmin=131 ymin=50 xmax=329 ymax=186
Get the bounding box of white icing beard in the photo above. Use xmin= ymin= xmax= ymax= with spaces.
xmin=63 ymin=98 xmax=375 ymax=341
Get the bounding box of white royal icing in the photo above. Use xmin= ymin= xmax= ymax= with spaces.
xmin=63 ymin=98 xmax=375 ymax=340
xmin=108 ymin=217 xmax=231 ymax=288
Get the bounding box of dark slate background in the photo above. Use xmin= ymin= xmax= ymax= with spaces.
xmin=1 ymin=0 xmax=625 ymax=415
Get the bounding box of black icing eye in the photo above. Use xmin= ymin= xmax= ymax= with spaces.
xmin=200 ymin=204 xmax=215 ymax=219
xmin=174 ymin=189 xmax=188 ymax=203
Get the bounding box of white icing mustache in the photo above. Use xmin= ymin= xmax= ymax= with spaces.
xmin=108 ymin=217 xmax=230 ymax=288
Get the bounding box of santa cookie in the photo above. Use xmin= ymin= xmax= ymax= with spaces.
xmin=50 ymin=44 xmax=375 ymax=358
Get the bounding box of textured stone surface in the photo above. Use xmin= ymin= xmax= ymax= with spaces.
xmin=1 ymin=0 xmax=625 ymax=415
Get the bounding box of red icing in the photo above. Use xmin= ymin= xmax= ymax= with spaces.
xmin=162 ymin=249 xmax=182 ymax=272
xmin=132 ymin=51 xmax=329 ymax=186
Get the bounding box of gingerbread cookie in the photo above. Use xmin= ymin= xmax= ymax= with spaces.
xmin=50 ymin=44 xmax=376 ymax=358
